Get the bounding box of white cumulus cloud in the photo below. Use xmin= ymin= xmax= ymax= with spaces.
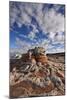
xmin=10 ymin=2 xmax=65 ymax=53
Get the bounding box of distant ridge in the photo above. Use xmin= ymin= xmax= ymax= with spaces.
xmin=47 ymin=52 xmax=65 ymax=55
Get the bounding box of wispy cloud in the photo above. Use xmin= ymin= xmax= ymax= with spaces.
xmin=16 ymin=37 xmax=31 ymax=52
xmin=10 ymin=2 xmax=65 ymax=34
xmin=10 ymin=2 xmax=65 ymax=53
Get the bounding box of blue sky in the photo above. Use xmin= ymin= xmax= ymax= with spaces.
xmin=10 ymin=1 xmax=65 ymax=54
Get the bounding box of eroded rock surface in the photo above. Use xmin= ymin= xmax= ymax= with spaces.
xmin=10 ymin=47 xmax=65 ymax=98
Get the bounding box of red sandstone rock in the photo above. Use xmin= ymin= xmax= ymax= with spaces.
xmin=35 ymin=70 xmax=47 ymax=78
xmin=10 ymin=80 xmax=54 ymax=98
xmin=35 ymin=55 xmax=48 ymax=64
xmin=21 ymin=47 xmax=48 ymax=65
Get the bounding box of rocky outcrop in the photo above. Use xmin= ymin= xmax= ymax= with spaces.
xmin=10 ymin=47 xmax=65 ymax=98
xmin=21 ymin=47 xmax=48 ymax=64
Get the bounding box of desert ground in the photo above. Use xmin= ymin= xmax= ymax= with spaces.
xmin=9 ymin=47 xmax=65 ymax=98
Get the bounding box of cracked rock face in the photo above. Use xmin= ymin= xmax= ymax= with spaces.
xmin=10 ymin=47 xmax=65 ymax=98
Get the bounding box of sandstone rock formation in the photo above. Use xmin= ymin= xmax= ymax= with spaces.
xmin=10 ymin=47 xmax=65 ymax=98
xmin=21 ymin=47 xmax=48 ymax=65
